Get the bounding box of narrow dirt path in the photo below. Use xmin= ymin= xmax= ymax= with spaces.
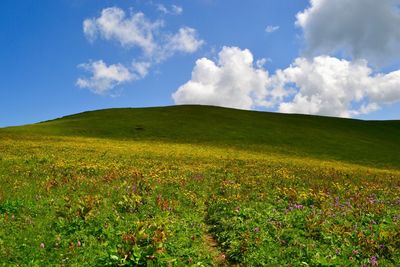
xmin=202 ymin=198 xmax=228 ymax=266
xmin=203 ymin=230 xmax=227 ymax=266
xmin=196 ymin=174 xmax=230 ymax=266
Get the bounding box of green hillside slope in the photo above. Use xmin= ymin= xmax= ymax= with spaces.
xmin=1 ymin=106 xmax=400 ymax=266
xmin=2 ymin=105 xmax=400 ymax=168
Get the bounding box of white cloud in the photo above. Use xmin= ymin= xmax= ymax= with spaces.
xmin=82 ymin=6 xmax=203 ymax=59
xmin=172 ymin=5 xmax=183 ymax=15
xmin=83 ymin=7 xmax=163 ymax=55
xmin=162 ymin=27 xmax=205 ymax=59
xmin=83 ymin=7 xmax=203 ymax=59
xmin=172 ymin=46 xmax=272 ymax=110
xmin=276 ymin=56 xmax=400 ymax=117
xmin=368 ymin=70 xmax=400 ymax=104
xmin=256 ymin=58 xmax=271 ymax=68
xmin=297 ymin=0 xmax=400 ymax=65
xmin=157 ymin=4 xmax=183 ymax=15
xmin=131 ymin=61 xmax=151 ymax=79
xmin=83 ymin=19 xmax=97 ymax=42
xmin=156 ymin=4 xmax=169 ymax=14
xmin=76 ymin=60 xmax=133 ymax=94
xmin=172 ymin=47 xmax=400 ymax=117
xmin=265 ymin=25 xmax=279 ymax=33
xmin=79 ymin=6 xmax=203 ymax=94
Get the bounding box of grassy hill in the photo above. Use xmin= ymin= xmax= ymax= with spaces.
xmin=1 ymin=105 xmax=399 ymax=266
xmin=3 ymin=105 xmax=400 ymax=168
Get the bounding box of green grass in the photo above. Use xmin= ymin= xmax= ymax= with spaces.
xmin=0 ymin=105 xmax=399 ymax=266
xmin=3 ymin=105 xmax=400 ymax=169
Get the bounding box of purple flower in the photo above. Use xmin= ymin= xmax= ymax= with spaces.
xmin=334 ymin=197 xmax=340 ymax=207
xmin=294 ymin=204 xmax=304 ymax=209
xmin=370 ymin=256 xmax=378 ymax=266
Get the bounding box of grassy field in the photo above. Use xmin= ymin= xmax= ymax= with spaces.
xmin=0 ymin=105 xmax=399 ymax=266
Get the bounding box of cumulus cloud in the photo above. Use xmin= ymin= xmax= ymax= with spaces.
xmin=172 ymin=47 xmax=400 ymax=117
xmin=83 ymin=7 xmax=162 ymax=55
xmin=79 ymin=6 xmax=203 ymax=94
xmin=297 ymin=0 xmax=400 ymax=65
xmin=131 ymin=61 xmax=151 ymax=79
xmin=83 ymin=7 xmax=203 ymax=60
xmin=172 ymin=46 xmax=272 ymax=110
xmin=76 ymin=60 xmax=134 ymax=94
xmin=162 ymin=27 xmax=205 ymax=59
xmin=265 ymin=25 xmax=280 ymax=33
xmin=367 ymin=70 xmax=400 ymax=104
xmin=274 ymin=56 xmax=400 ymax=117
xmin=276 ymin=56 xmax=374 ymax=117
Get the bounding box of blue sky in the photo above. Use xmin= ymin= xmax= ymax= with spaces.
xmin=1 ymin=0 xmax=400 ymax=127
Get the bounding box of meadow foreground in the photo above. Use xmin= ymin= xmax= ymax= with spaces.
xmin=0 ymin=106 xmax=399 ymax=266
